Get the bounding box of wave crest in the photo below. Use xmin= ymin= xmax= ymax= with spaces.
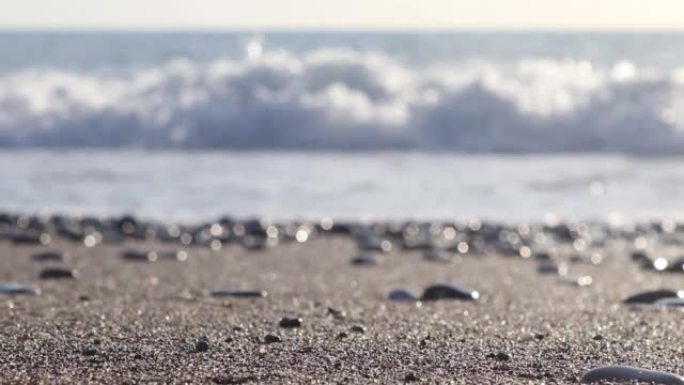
xmin=2 ymin=48 xmax=684 ymax=153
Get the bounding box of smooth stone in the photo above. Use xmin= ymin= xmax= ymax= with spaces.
xmin=194 ymin=339 xmax=209 ymax=352
xmin=624 ymin=289 xmax=684 ymax=304
xmin=0 ymin=283 xmax=40 ymax=296
xmin=31 ymin=251 xmax=64 ymax=262
xmin=388 ymin=289 xmax=418 ymax=301
xmin=581 ymin=366 xmax=684 ymax=384
xmin=351 ymin=255 xmax=378 ymax=266
xmin=209 ymin=289 xmax=268 ymax=298
xmin=279 ymin=317 xmax=302 ymax=328
xmin=264 ymin=334 xmax=281 ymax=344
xmin=557 ymin=275 xmax=593 ymax=287
xmin=350 ymin=325 xmax=365 ymax=334
xmin=420 ymin=284 xmax=479 ymax=301
xmin=39 ymin=267 xmax=78 ymax=280
xmin=121 ymin=249 xmax=157 ymax=262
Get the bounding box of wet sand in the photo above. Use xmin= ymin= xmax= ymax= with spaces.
xmin=2 ymin=234 xmax=684 ymax=384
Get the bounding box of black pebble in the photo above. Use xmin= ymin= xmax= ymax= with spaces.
xmin=488 ymin=352 xmax=511 ymax=361
xmin=39 ymin=267 xmax=77 ymax=280
xmin=279 ymin=317 xmax=302 ymax=328
xmin=31 ymin=251 xmax=63 ymax=262
xmin=350 ymin=325 xmax=365 ymax=334
xmin=351 ymin=255 xmax=378 ymax=266
xmin=420 ymin=284 xmax=479 ymax=301
xmin=264 ymin=334 xmax=281 ymax=344
xmin=195 ymin=339 xmax=209 ymax=352
xmin=404 ymin=373 xmax=420 ymax=382
xmin=209 ymin=289 xmax=268 ymax=298
xmin=82 ymin=346 xmax=98 ymax=356
xmin=624 ymin=289 xmax=683 ymax=304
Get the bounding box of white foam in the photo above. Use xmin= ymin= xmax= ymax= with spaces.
xmin=2 ymin=47 xmax=684 ymax=153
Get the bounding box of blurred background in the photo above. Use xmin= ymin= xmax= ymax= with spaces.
xmin=2 ymin=1 xmax=684 ymax=223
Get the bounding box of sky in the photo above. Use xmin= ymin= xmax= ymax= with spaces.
xmin=2 ymin=0 xmax=684 ymax=30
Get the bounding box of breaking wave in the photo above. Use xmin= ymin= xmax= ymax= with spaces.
xmin=3 ymin=44 xmax=684 ymax=154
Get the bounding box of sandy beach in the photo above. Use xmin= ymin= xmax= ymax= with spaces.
xmin=2 ymin=221 xmax=684 ymax=384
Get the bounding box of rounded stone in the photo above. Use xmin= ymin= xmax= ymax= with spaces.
xmin=623 ymin=289 xmax=684 ymax=304
xmin=388 ymin=289 xmax=418 ymax=301
xmin=209 ymin=289 xmax=268 ymax=298
xmin=279 ymin=317 xmax=302 ymax=328
xmin=420 ymin=284 xmax=479 ymax=301
xmin=39 ymin=267 xmax=78 ymax=280
xmin=580 ymin=366 xmax=684 ymax=384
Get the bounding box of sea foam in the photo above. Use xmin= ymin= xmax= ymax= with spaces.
xmin=2 ymin=45 xmax=684 ymax=153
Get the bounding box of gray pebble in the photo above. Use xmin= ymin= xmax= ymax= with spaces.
xmin=388 ymin=289 xmax=418 ymax=301
xmin=581 ymin=366 xmax=684 ymax=384
xmin=0 ymin=283 xmax=40 ymax=296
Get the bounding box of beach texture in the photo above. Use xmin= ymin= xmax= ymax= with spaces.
xmin=2 ymin=230 xmax=684 ymax=384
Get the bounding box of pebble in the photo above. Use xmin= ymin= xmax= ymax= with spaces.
xmin=209 ymin=289 xmax=268 ymax=298
xmin=350 ymin=255 xmax=378 ymax=266
xmin=121 ymin=249 xmax=157 ymax=262
xmin=557 ymin=275 xmax=593 ymax=287
xmin=279 ymin=317 xmax=302 ymax=328
xmin=39 ymin=267 xmax=78 ymax=280
xmin=0 ymin=283 xmax=40 ymax=296
xmin=194 ymin=339 xmax=209 ymax=352
xmin=82 ymin=346 xmax=98 ymax=356
xmin=666 ymin=257 xmax=684 ymax=273
xmin=580 ymin=366 xmax=684 ymax=384
xmin=264 ymin=334 xmax=281 ymax=344
xmin=388 ymin=289 xmax=418 ymax=301
xmin=420 ymin=284 xmax=479 ymax=301
xmin=403 ymin=373 xmax=420 ymax=382
xmin=537 ymin=261 xmax=567 ymax=276
xmin=350 ymin=325 xmax=365 ymax=334
xmin=623 ymin=289 xmax=684 ymax=304
xmin=31 ymin=251 xmax=64 ymax=262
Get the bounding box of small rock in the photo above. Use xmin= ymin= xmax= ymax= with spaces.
xmin=388 ymin=289 xmax=418 ymax=301
xmin=420 ymin=284 xmax=479 ymax=301
xmin=624 ymin=289 xmax=684 ymax=304
xmin=209 ymin=289 xmax=268 ymax=298
xmin=534 ymin=333 xmax=545 ymax=340
xmin=0 ymin=283 xmax=40 ymax=296
xmin=557 ymin=275 xmax=592 ymax=287
xmin=195 ymin=339 xmax=209 ymax=352
xmin=39 ymin=267 xmax=78 ymax=280
xmin=580 ymin=365 xmax=684 ymax=384
xmin=279 ymin=317 xmax=302 ymax=328
xmin=336 ymin=332 xmax=349 ymax=340
xmin=82 ymin=346 xmax=98 ymax=356
xmin=592 ymin=334 xmax=604 ymax=341
xmin=31 ymin=251 xmax=64 ymax=262
xmin=537 ymin=261 xmax=567 ymax=276
xmin=350 ymin=325 xmax=365 ymax=334
xmin=121 ymin=249 xmax=157 ymax=262
xmin=326 ymin=307 xmax=346 ymax=319
xmin=351 ymin=255 xmax=378 ymax=266
xmin=264 ymin=334 xmax=281 ymax=344
xmin=404 ymin=373 xmax=420 ymax=382
xmin=489 ymin=352 xmax=511 ymax=361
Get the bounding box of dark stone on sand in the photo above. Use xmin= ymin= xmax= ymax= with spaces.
xmin=534 ymin=333 xmax=545 ymax=340
xmin=0 ymin=283 xmax=40 ymax=296
xmin=403 ymin=373 xmax=420 ymax=382
xmin=489 ymin=352 xmax=511 ymax=361
xmin=31 ymin=251 xmax=64 ymax=262
xmin=264 ymin=334 xmax=281 ymax=344
xmin=336 ymin=332 xmax=348 ymax=340
xmin=623 ymin=289 xmax=684 ymax=304
xmin=121 ymin=249 xmax=157 ymax=262
xmin=592 ymin=334 xmax=604 ymax=341
xmin=82 ymin=346 xmax=98 ymax=356
xmin=537 ymin=261 xmax=566 ymax=276
xmin=580 ymin=366 xmax=684 ymax=384
xmin=350 ymin=325 xmax=365 ymax=334
xmin=279 ymin=317 xmax=302 ymax=328
xmin=326 ymin=307 xmax=346 ymax=319
xmin=209 ymin=289 xmax=268 ymax=298
xmin=195 ymin=339 xmax=209 ymax=352
xmin=39 ymin=267 xmax=78 ymax=280
xmin=420 ymin=284 xmax=479 ymax=301
xmin=351 ymin=255 xmax=377 ymax=266
xmin=388 ymin=289 xmax=418 ymax=301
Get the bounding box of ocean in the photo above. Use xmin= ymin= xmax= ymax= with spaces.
xmin=2 ymin=31 xmax=684 ymax=222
